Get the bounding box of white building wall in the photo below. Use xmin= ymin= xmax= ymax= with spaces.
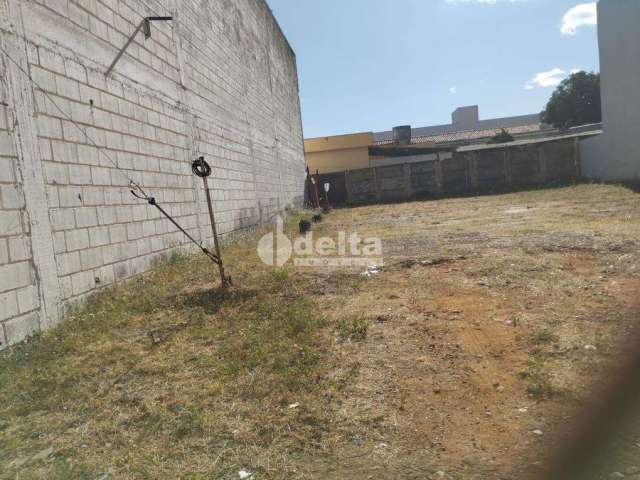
xmin=0 ymin=53 xmax=42 ymax=348
xmin=581 ymin=0 xmax=640 ymax=181
xmin=0 ymin=0 xmax=305 ymax=347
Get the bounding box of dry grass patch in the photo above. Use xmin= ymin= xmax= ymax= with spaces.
xmin=2 ymin=184 xmax=640 ymax=480
xmin=0 ymin=220 xmax=365 ymax=479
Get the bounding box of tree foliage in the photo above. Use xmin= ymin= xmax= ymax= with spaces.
xmin=541 ymin=71 xmax=601 ymax=129
xmin=489 ymin=128 xmax=515 ymax=144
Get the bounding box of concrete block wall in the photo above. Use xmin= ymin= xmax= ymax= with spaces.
xmin=321 ymin=137 xmax=580 ymax=207
xmin=0 ymin=56 xmax=42 ymax=349
xmin=0 ymin=0 xmax=305 ymax=347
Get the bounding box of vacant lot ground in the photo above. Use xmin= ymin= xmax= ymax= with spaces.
xmin=1 ymin=184 xmax=639 ymax=479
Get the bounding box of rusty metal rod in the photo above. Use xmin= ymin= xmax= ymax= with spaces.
xmin=202 ymin=175 xmax=228 ymax=287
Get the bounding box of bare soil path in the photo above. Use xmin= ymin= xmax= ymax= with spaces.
xmin=305 ymin=184 xmax=640 ymax=479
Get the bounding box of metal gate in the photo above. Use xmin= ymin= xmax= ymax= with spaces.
xmin=317 ymin=172 xmax=348 ymax=207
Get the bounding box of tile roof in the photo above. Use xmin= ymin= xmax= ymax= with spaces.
xmin=374 ymin=113 xmax=542 ymax=143
xmin=373 ymin=124 xmax=545 ymax=146
xmin=456 ymin=129 xmax=602 ymax=152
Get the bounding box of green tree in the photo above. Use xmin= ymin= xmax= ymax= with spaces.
xmin=542 ymin=71 xmax=601 ymax=129
xmin=489 ymin=128 xmax=515 ymax=144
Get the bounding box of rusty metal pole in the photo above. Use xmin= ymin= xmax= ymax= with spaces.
xmin=192 ymin=156 xmax=229 ymax=287
xmin=201 ymin=175 xmax=228 ymax=287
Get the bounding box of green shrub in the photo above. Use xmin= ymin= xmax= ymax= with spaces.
xmin=336 ymin=316 xmax=368 ymax=342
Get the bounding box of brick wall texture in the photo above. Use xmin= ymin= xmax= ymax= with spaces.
xmin=0 ymin=0 xmax=305 ymax=348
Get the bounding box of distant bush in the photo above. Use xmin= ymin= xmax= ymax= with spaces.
xmin=489 ymin=128 xmax=515 ymax=144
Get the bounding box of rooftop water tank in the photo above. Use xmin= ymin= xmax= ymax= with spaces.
xmin=393 ymin=125 xmax=412 ymax=145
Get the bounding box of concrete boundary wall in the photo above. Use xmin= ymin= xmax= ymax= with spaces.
xmin=320 ymin=137 xmax=580 ymax=206
xmin=0 ymin=0 xmax=305 ymax=348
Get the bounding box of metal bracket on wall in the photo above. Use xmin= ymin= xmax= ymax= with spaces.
xmin=105 ymin=16 xmax=173 ymax=77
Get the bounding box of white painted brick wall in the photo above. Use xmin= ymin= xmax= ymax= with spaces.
xmin=0 ymin=0 xmax=305 ymax=348
xmin=0 ymin=89 xmax=24 ymax=349
xmin=4 ymin=312 xmax=39 ymax=346
xmin=0 ymin=262 xmax=32 ymax=293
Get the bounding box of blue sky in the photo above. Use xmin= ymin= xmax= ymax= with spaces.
xmin=266 ymin=0 xmax=599 ymax=138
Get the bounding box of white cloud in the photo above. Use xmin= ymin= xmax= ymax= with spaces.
xmin=524 ymin=68 xmax=583 ymax=89
xmin=449 ymin=86 xmax=457 ymax=94
xmin=561 ymin=3 xmax=597 ymax=35
xmin=525 ymin=67 xmax=567 ymax=89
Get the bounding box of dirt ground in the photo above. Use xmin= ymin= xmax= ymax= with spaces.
xmin=302 ymin=184 xmax=640 ymax=479
xmin=2 ymin=184 xmax=640 ymax=479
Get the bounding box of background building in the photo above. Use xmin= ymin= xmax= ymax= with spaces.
xmin=581 ymin=0 xmax=640 ymax=181
xmin=305 ymin=105 xmax=543 ymax=174
xmin=374 ymin=106 xmax=542 ymax=144
xmin=0 ymin=0 xmax=305 ymax=347
xmin=304 ymin=131 xmax=373 ymax=174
